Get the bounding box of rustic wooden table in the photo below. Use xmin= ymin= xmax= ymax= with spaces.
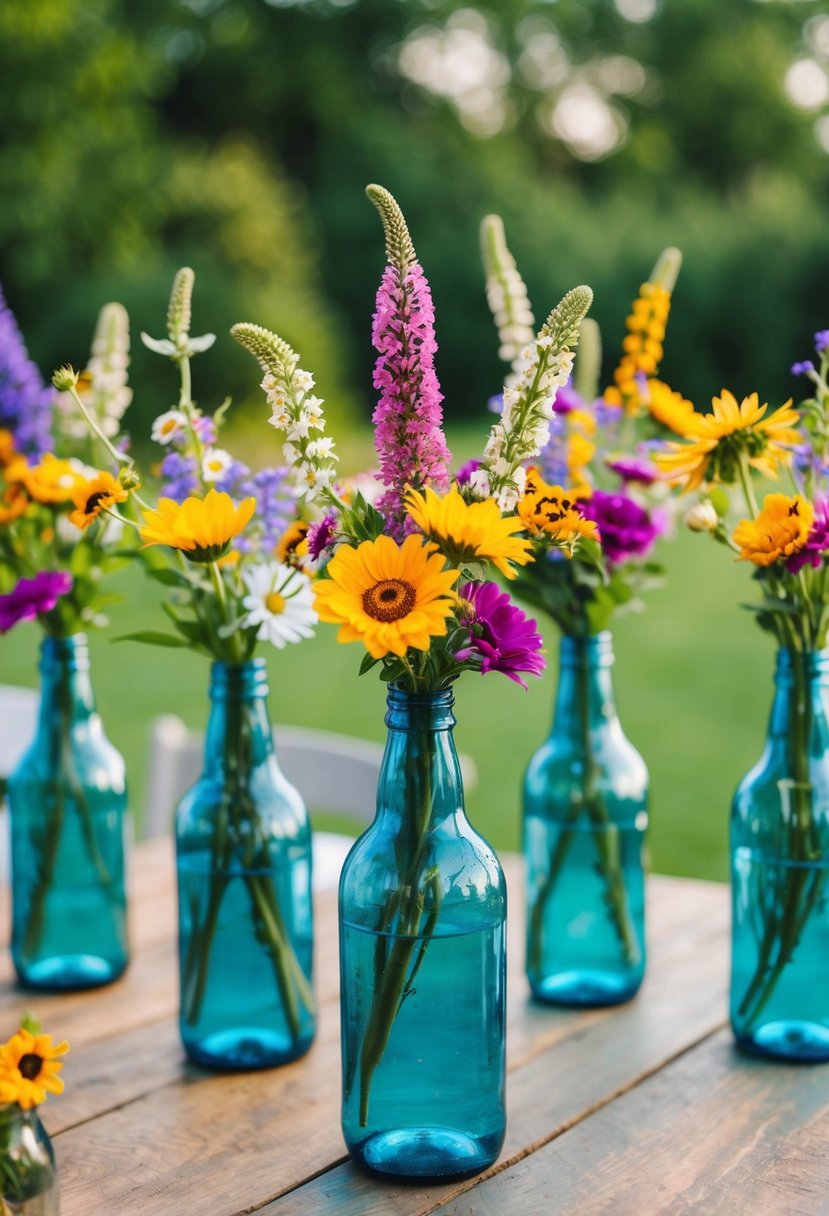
xmin=1 ymin=839 xmax=827 ymax=1215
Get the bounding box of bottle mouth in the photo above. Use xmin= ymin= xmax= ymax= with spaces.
xmin=209 ymin=657 xmax=269 ymax=699
xmin=559 ymin=631 xmax=614 ymax=668
xmin=775 ymin=649 xmax=829 ymax=680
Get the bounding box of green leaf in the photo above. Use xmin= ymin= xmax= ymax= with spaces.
xmin=147 ymin=565 xmax=189 ymax=587
xmin=113 ymin=631 xmax=191 ymax=648
xmin=359 ymin=652 xmax=381 ymax=676
xmin=140 ymin=332 xmax=177 ymax=357
xmin=459 ymin=559 xmax=489 ymax=583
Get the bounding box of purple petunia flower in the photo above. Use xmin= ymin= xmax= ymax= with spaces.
xmin=786 ymin=499 xmax=829 ymax=574
xmin=606 ymin=455 xmax=659 ymax=487
xmin=0 ymin=571 xmax=73 ymax=633
xmin=581 ymin=490 xmax=664 ymax=566
xmin=0 ymin=286 xmax=54 ymax=458
xmin=456 ymin=458 xmax=481 ymax=487
xmin=456 ymin=581 xmax=546 ymax=689
xmin=551 ymin=381 xmax=585 ymax=415
xmin=371 ymin=262 xmax=451 ymax=538
xmin=159 ymin=451 xmax=200 ymax=503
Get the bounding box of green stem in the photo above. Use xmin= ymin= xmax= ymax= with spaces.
xmin=736 ymin=452 xmax=759 ymax=520
xmin=528 ymin=643 xmax=640 ymax=975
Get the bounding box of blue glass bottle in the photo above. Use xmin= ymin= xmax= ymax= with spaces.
xmin=731 ymin=648 xmax=829 ymax=1060
xmin=176 ymin=660 xmax=315 ymax=1070
xmin=7 ymin=635 xmax=128 ymax=990
xmin=524 ymin=632 xmax=648 ymax=1006
xmin=339 ymin=686 xmax=506 ymax=1182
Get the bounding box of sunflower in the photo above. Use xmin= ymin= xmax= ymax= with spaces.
xmin=657 ymin=390 xmax=802 ymax=491
xmin=140 ymin=489 xmax=255 ymax=562
xmin=733 ymin=494 xmax=813 ymax=567
xmin=276 ymin=520 xmax=310 ymax=566
xmin=405 ymin=485 xmax=532 ymax=580
xmin=68 ymin=471 xmax=129 ymax=529
xmin=20 ymin=455 xmax=83 ymax=505
xmin=0 ymin=1028 xmax=69 ymax=1109
xmin=517 ymin=471 xmax=599 ymax=553
xmin=313 ymin=533 xmax=458 ymax=659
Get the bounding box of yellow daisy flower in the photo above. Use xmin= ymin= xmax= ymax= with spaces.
xmin=0 ymin=429 xmax=17 ymax=467
xmin=657 ymin=390 xmax=802 ymax=491
xmin=646 ymin=379 xmax=697 ymax=435
xmin=518 ymin=471 xmax=599 ymax=553
xmin=313 ymin=533 xmax=458 ymax=659
xmin=20 ymin=455 xmax=83 ymax=505
xmin=405 ymin=485 xmax=533 ymax=580
xmin=140 ymin=489 xmax=255 ymax=563
xmin=68 ymin=471 xmax=129 ymax=530
xmin=733 ymin=494 xmax=813 ymax=567
xmin=276 ymin=520 xmax=310 ymax=565
xmin=0 ymin=483 xmax=28 ymax=525
xmin=0 ymin=1028 xmax=69 ymax=1110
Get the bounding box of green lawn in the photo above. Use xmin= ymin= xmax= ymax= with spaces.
xmin=0 ymin=518 xmax=770 ymax=882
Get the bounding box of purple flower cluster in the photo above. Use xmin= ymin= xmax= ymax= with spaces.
xmin=371 ymin=263 xmax=451 ymax=538
xmin=581 ymin=490 xmax=664 ymax=566
xmin=786 ymin=499 xmax=829 ymax=574
xmin=159 ymin=451 xmax=200 ymax=502
xmin=606 ymin=455 xmax=659 ymax=487
xmin=457 ymin=581 xmax=546 ymax=688
xmin=815 ymin=330 xmax=829 ymax=355
xmin=0 ymin=571 xmax=73 ymax=633
xmin=215 ymin=460 xmax=294 ymax=555
xmin=537 ymin=412 xmax=568 ymax=486
xmin=0 ymin=286 xmax=54 ymax=457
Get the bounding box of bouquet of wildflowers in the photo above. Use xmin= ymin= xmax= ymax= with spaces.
xmin=233 ymin=184 xmax=592 ymax=1123
xmin=60 ymin=268 xmax=316 ymax=1041
xmin=0 ymin=1014 xmax=68 ymax=1212
xmin=480 ymin=220 xmax=687 ymax=973
xmin=657 ymin=331 xmax=828 ymax=1038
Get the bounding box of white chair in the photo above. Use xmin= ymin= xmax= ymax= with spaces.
xmin=145 ymin=714 xmax=478 ymax=890
xmin=0 ymin=685 xmax=39 ymax=883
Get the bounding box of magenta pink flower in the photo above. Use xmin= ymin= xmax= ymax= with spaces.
xmin=785 ymin=499 xmax=829 ymax=574
xmin=581 ymin=490 xmax=664 ymax=566
xmin=372 ymin=263 xmax=451 ymax=538
xmin=0 ymin=571 xmax=73 ymax=633
xmin=306 ymin=513 xmax=338 ymax=562
xmin=456 ymin=581 xmax=546 ymax=688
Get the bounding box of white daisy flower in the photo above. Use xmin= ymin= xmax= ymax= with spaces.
xmin=152 ymin=409 xmax=188 ymax=446
xmin=240 ymin=562 xmax=317 ymax=649
xmin=202 ymin=448 xmax=233 ymax=481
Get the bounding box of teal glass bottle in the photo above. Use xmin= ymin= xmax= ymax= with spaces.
xmin=8 ymin=635 xmax=128 ymax=990
xmin=339 ymin=686 xmax=506 ymax=1182
xmin=731 ymin=648 xmax=829 ymax=1060
xmin=176 ymin=659 xmax=315 ymax=1070
xmin=524 ymin=632 xmax=648 ymax=1006
xmin=0 ymin=1103 xmax=58 ymax=1214
xmin=335 ymin=690 xmax=503 ymax=1181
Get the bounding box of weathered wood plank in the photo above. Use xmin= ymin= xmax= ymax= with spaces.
xmin=57 ymin=876 xmax=727 ymax=1216
xmin=429 ymin=1028 xmax=829 ymax=1216
xmin=259 ymin=882 xmax=728 ymax=1214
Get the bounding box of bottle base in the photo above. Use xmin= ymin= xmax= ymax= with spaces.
xmin=15 ymin=953 xmax=127 ymax=991
xmin=182 ymin=1025 xmax=314 ymax=1071
xmin=733 ymin=1019 xmax=829 ymax=1062
xmin=529 ymin=967 xmax=641 ymax=1008
xmin=348 ymin=1125 xmax=502 ymax=1182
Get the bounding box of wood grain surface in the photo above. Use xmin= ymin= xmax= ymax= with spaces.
xmin=0 ymin=843 xmax=822 ymax=1216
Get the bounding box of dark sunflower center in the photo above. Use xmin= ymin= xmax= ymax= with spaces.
xmin=84 ymin=490 xmax=108 ymax=514
xmin=18 ymin=1054 xmax=43 ymax=1080
xmin=362 ymin=578 xmax=416 ymax=623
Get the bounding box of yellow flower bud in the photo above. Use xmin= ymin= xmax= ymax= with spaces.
xmin=51 ymin=365 xmax=78 ymax=392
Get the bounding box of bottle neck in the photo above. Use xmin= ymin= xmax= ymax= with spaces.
xmin=551 ymin=632 xmax=618 ymax=745
xmin=378 ymin=685 xmax=463 ymax=830
xmin=767 ymin=648 xmax=829 ymax=742
xmin=37 ymin=634 xmax=95 ymax=731
xmin=203 ymin=660 xmax=274 ymax=777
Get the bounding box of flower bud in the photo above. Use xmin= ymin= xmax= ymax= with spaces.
xmin=685 ymin=500 xmax=718 ymax=533
xmin=52 ymin=364 xmax=78 ymax=392
xmin=118 ymin=466 xmax=142 ymax=492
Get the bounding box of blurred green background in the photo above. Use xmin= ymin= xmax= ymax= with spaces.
xmin=2 ymin=0 xmax=828 ymax=878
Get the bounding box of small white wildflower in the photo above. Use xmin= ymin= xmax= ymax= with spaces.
xmin=202 ymin=448 xmax=233 ymax=481
xmin=293 ymin=369 xmax=316 ymax=392
xmin=685 ymin=501 xmax=719 ymax=533
xmin=306 ymin=437 xmax=337 ymax=461
xmin=240 ymin=561 xmax=317 ymax=649
xmin=152 ymin=409 xmax=188 ymax=446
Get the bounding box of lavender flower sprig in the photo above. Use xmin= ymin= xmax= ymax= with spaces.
xmin=0 ymin=285 xmax=54 ymax=458
xmin=231 ymin=323 xmax=338 ymax=503
xmin=366 ymin=184 xmax=451 ymax=538
xmin=475 ymin=284 xmax=594 ymax=511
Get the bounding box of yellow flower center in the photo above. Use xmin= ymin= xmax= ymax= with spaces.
xmin=362 ymin=578 xmax=416 ymax=623
xmin=161 ymin=419 xmax=177 ymax=435
xmin=265 ymin=591 xmax=286 ymax=615
xmin=18 ymin=1054 xmax=43 ymax=1080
